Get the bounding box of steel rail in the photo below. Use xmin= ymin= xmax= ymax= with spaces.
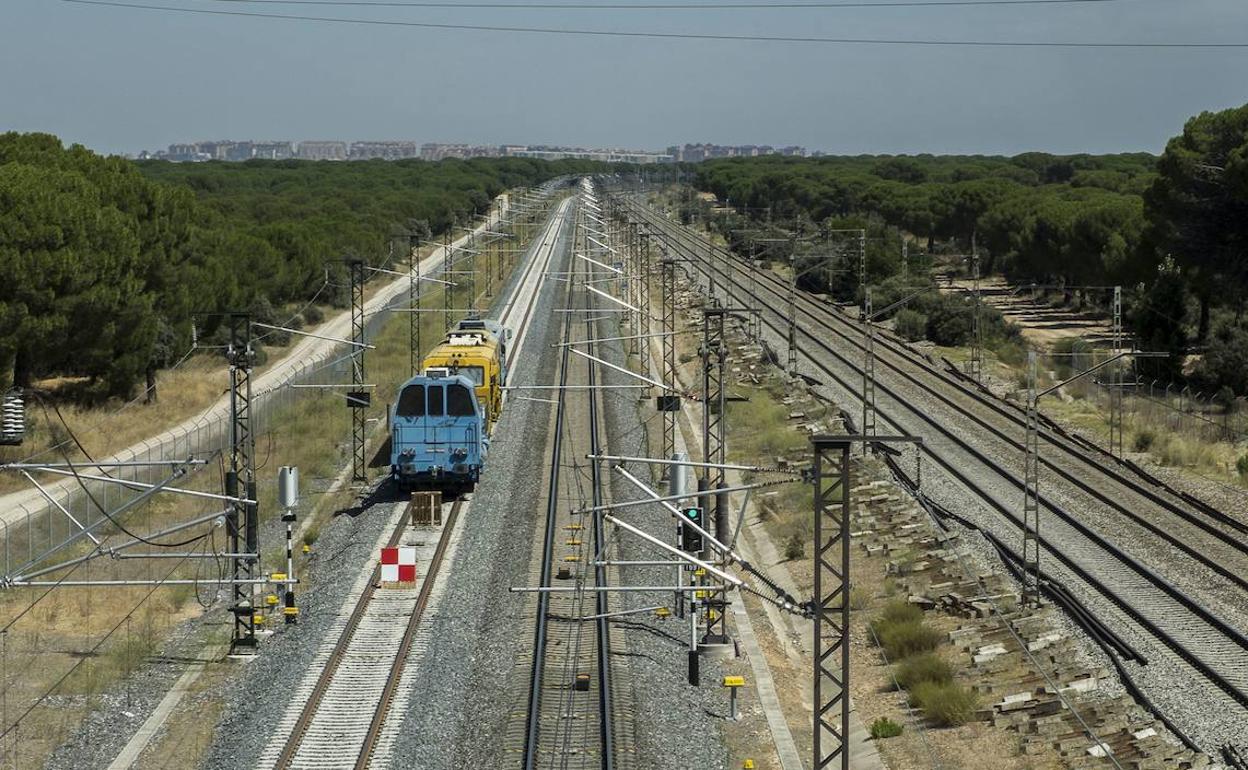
xmin=522 ymin=240 xmax=577 ymax=770
xmin=274 ymin=194 xmax=565 ymax=770
xmin=635 ymin=199 xmax=1248 ymax=545
xmin=624 ymin=197 xmax=1248 ymax=708
xmin=354 ymin=498 xmax=464 ymax=769
xmin=629 ymin=200 xmax=1248 ymax=571
xmin=275 ymin=502 xmax=424 ymax=768
xmin=643 ymin=202 xmax=1248 ymax=595
xmin=586 ymin=260 xmax=616 ymax=770
xmin=500 ymin=197 xmax=570 ymax=372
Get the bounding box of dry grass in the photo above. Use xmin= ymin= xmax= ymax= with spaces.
xmin=1042 ymin=397 xmax=1245 ymax=485
xmin=0 ymin=356 xmax=228 ymax=494
xmin=725 ymin=382 xmax=823 ymax=556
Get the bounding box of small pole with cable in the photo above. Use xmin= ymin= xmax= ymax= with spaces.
xmin=278 ymin=466 xmax=299 ymax=624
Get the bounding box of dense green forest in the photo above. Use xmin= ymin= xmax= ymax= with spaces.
xmin=0 ymin=132 xmax=603 ymax=399
xmin=692 ymin=103 xmax=1248 ymax=396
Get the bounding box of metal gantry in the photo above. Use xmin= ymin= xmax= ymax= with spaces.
xmin=227 ymin=313 xmax=259 ymax=652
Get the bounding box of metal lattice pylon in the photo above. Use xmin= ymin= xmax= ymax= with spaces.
xmin=701 ymin=305 xmax=729 ymax=644
xmin=787 ymin=239 xmax=799 ymax=377
xmin=661 ymin=255 xmax=678 ymax=471
xmin=747 ymin=242 xmax=761 ymax=343
xmin=227 ymin=314 xmax=258 ymax=652
xmin=1109 ymin=286 xmax=1124 ymax=458
xmin=1023 ymin=351 xmax=1042 ymax=606
xmin=410 ymin=241 xmax=421 ymax=378
xmin=443 ymin=229 xmax=454 ymax=332
xmin=857 ymin=230 xmax=867 ymax=302
xmin=813 ymin=438 xmax=851 ymax=770
xmin=638 ymin=231 xmax=652 ymax=379
xmin=349 ymin=259 xmax=368 ymax=484
xmin=861 ymin=290 xmax=877 ymax=438
xmin=969 ymin=248 xmax=983 ymax=383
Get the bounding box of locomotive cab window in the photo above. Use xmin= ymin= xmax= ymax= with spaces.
xmin=447 ymin=384 xmax=475 ymax=416
xmin=427 ymin=385 xmax=444 ymax=416
xmin=459 ymin=366 xmax=485 ymax=386
xmin=397 ymin=384 xmax=426 ymax=417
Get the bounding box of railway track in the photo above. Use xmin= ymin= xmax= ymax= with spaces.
xmin=253 ymin=192 xmax=576 ymax=769
xmin=270 ymin=497 xmax=464 ymax=769
xmin=618 ymin=195 xmax=1248 ymax=735
xmin=511 ymin=187 xmax=632 ymax=770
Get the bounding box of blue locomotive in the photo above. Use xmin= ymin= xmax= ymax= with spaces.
xmin=389 ymin=317 xmax=509 ymax=493
xmin=389 ymin=372 xmax=487 ymax=492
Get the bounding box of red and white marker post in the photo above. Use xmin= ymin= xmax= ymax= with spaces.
xmin=380 ymin=546 xmax=418 ymax=585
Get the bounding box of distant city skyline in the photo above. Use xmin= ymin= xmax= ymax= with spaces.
xmin=134 ymin=139 xmax=812 ymax=164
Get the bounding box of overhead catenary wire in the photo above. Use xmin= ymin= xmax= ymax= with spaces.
xmin=203 ymin=0 xmax=1129 ymax=8
xmin=61 ymin=0 xmax=1248 ymax=48
xmin=0 ymin=551 xmax=196 ymax=742
xmin=36 ymin=399 xmax=219 ymax=550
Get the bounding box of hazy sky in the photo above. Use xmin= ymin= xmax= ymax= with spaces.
xmin=3 ymin=0 xmax=1247 ymax=156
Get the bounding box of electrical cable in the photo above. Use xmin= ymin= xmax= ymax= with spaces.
xmin=36 ymin=398 xmax=221 ymax=549
xmin=61 ymin=0 xmax=1248 ymax=48
xmin=9 ymin=342 xmax=203 ymax=470
xmin=252 ymin=278 xmax=332 ymax=344
xmin=202 ymin=0 xmax=1128 ymax=9
xmin=0 ymin=551 xmax=197 ymax=742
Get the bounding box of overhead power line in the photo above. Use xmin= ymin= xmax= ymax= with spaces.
xmin=200 ymin=0 xmax=1127 ymax=10
xmin=62 ymin=0 xmax=1248 ymax=48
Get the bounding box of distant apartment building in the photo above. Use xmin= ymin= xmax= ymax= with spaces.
xmin=253 ymin=141 xmax=295 ymax=160
xmin=165 ymin=143 xmax=209 ymax=162
xmin=420 ymin=143 xmax=501 ymax=161
xmin=296 ymin=141 xmax=348 ymax=161
xmin=350 ymin=141 xmax=419 ymax=160
xmin=667 ymin=143 xmax=806 ymax=163
xmin=507 ymin=146 xmax=673 ymax=164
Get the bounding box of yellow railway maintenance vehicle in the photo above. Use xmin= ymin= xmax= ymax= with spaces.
xmin=421 ymin=317 xmax=509 ymax=426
